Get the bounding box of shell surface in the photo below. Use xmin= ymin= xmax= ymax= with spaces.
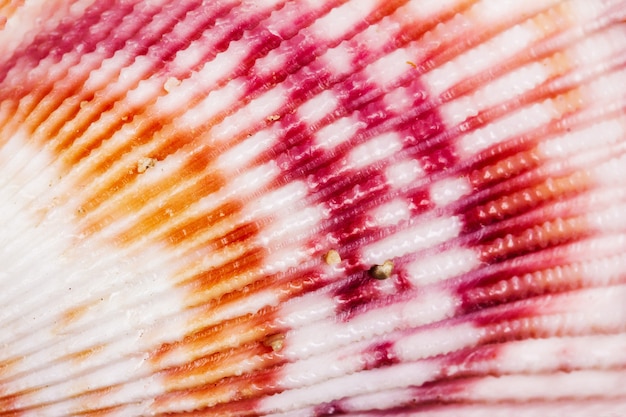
xmin=1 ymin=0 xmax=626 ymax=415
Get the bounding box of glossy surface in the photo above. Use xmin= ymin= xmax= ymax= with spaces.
xmin=1 ymin=0 xmax=626 ymax=415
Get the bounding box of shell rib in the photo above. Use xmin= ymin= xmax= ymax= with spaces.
xmin=1 ymin=0 xmax=626 ymax=416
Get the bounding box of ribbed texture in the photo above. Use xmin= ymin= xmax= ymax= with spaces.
xmin=0 ymin=0 xmax=625 ymax=416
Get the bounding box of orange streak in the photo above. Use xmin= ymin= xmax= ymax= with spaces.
xmin=479 ymin=215 xmax=589 ymax=263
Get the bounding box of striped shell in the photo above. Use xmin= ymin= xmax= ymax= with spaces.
xmin=1 ymin=0 xmax=626 ymax=415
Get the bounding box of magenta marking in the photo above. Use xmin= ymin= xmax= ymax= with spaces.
xmin=335 ymin=75 xmax=379 ymax=114
xmin=441 ymin=343 xmax=500 ymax=377
xmin=251 ymin=53 xmax=453 ymax=321
xmin=465 ymin=293 xmax=541 ymax=333
xmin=314 ymin=400 xmax=346 ymax=416
xmin=409 ymin=378 xmax=469 ymax=406
xmin=244 ymin=0 xmax=391 ymax=99
xmin=363 ymin=341 xmax=398 ymax=370
xmin=211 ymin=13 xmax=281 ymax=59
xmin=0 ymin=0 xmax=127 ymax=85
xmin=334 ymin=273 xmax=381 ymax=318
xmin=407 ymin=189 xmax=433 ymax=215
xmin=145 ymin=1 xmax=220 ymax=64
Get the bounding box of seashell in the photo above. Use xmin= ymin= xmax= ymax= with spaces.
xmin=1 ymin=0 xmax=626 ymax=415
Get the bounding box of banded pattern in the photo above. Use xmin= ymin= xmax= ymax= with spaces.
xmin=0 ymin=0 xmax=626 ymax=416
